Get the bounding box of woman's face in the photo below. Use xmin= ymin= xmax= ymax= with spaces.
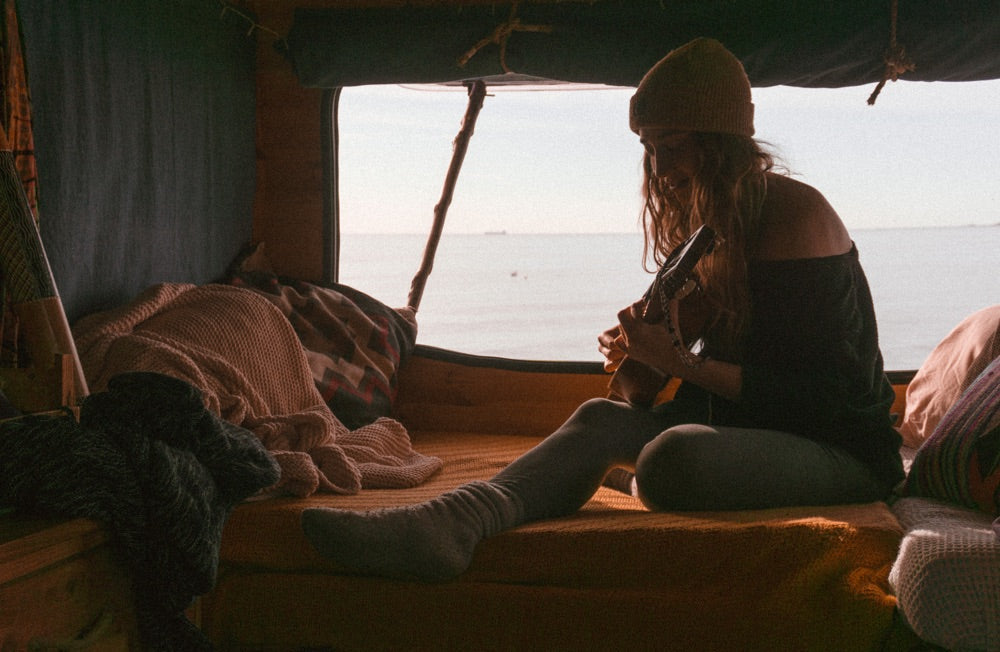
xmin=638 ymin=128 xmax=700 ymax=195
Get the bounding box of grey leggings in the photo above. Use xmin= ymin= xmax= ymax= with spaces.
xmin=492 ymin=397 xmax=888 ymax=521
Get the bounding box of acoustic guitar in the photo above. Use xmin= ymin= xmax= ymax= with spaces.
xmin=607 ymin=225 xmax=718 ymax=407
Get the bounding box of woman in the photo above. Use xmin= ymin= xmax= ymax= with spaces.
xmin=301 ymin=38 xmax=904 ymax=582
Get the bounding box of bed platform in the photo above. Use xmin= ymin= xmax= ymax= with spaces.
xmin=200 ymin=350 xmax=918 ymax=651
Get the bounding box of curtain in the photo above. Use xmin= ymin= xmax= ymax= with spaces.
xmin=19 ymin=0 xmax=256 ymax=323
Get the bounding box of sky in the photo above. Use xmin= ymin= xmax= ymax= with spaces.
xmin=337 ymin=78 xmax=1000 ymax=234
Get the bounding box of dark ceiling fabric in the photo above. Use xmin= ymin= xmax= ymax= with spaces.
xmin=19 ymin=0 xmax=256 ymax=323
xmin=286 ymin=0 xmax=1000 ymax=89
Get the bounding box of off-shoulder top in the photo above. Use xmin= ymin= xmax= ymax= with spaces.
xmin=676 ymin=244 xmax=905 ymax=487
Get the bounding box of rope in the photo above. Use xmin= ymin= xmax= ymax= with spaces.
xmin=218 ymin=1 xmax=288 ymax=52
xmin=867 ymin=0 xmax=916 ymax=105
xmin=457 ymin=2 xmax=553 ymax=74
xmin=218 ymin=1 xmax=280 ymax=40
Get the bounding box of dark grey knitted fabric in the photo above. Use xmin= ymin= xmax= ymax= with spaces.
xmin=0 ymin=372 xmax=280 ymax=650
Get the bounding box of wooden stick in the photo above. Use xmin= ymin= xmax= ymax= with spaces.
xmin=407 ymin=80 xmax=488 ymax=312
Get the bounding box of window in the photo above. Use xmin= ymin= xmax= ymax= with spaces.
xmin=335 ymin=81 xmax=1000 ymax=370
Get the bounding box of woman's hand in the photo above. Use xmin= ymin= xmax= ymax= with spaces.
xmin=616 ymin=300 xmax=679 ymax=376
xmin=616 ymin=300 xmax=744 ymax=402
xmin=598 ymin=324 xmax=627 ymax=372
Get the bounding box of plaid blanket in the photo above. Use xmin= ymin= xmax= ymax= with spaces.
xmin=226 ymin=268 xmax=417 ymax=430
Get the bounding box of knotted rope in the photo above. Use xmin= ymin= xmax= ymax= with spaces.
xmin=867 ymin=0 xmax=916 ymax=105
xmin=457 ymin=2 xmax=553 ymax=73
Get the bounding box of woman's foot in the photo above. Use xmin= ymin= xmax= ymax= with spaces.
xmin=301 ymin=481 xmax=523 ymax=582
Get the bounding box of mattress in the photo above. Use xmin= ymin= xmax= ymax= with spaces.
xmin=204 ymin=429 xmax=909 ymax=651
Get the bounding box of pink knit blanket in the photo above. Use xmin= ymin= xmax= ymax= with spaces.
xmin=73 ymin=283 xmax=442 ymax=497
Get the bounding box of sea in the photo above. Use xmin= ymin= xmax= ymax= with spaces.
xmin=338 ymin=225 xmax=999 ymax=372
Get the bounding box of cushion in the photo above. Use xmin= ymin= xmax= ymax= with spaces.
xmin=889 ymin=496 xmax=1000 ymax=651
xmin=897 ymin=305 xmax=1000 ymax=448
xmin=225 ymin=243 xmax=418 ymax=429
xmin=902 ymin=356 xmax=1000 ymax=515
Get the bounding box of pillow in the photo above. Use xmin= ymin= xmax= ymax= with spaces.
xmin=224 ymin=243 xmax=417 ymax=429
xmin=902 ymin=356 xmax=1000 ymax=516
xmin=897 ymin=305 xmax=1000 ymax=448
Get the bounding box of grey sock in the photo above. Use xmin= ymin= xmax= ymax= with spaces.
xmin=301 ymin=480 xmax=524 ymax=582
xmin=602 ymin=467 xmax=637 ymax=496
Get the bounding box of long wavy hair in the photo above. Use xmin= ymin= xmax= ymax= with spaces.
xmin=640 ymin=132 xmax=776 ymax=359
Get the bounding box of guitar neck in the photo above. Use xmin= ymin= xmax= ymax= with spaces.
xmin=640 ymin=225 xmax=717 ymax=324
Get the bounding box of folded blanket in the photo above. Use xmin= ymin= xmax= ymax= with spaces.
xmin=73 ymin=283 xmax=441 ymax=496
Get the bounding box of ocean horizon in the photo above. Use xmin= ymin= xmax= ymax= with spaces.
xmin=338 ymin=225 xmax=999 ymax=371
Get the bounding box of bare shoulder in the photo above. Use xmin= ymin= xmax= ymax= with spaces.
xmin=753 ymin=173 xmax=852 ymax=261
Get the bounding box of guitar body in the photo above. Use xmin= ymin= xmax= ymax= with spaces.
xmin=608 ymin=357 xmax=669 ymax=408
xmin=607 ymin=290 xmax=712 ymax=406
xmin=606 ymin=225 xmax=717 ymax=407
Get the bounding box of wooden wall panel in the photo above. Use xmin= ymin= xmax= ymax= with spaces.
xmin=250 ymin=4 xmax=326 ymax=281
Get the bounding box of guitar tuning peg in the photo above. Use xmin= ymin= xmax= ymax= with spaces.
xmin=675 ymin=278 xmax=699 ymax=301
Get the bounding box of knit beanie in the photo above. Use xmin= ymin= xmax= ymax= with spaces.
xmin=629 ymin=38 xmax=754 ymax=137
